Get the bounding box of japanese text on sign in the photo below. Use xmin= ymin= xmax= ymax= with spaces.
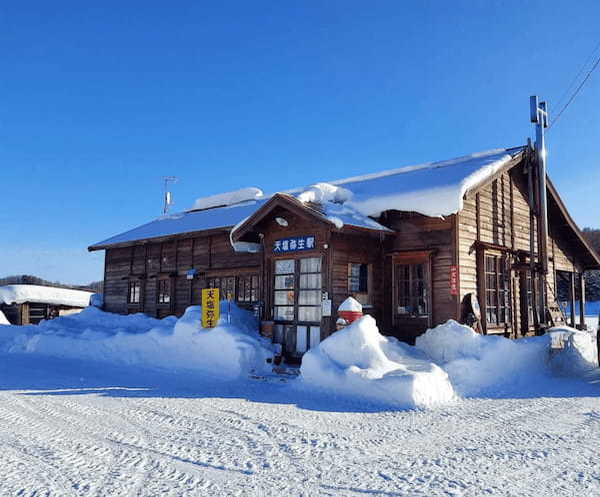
xmin=273 ymin=235 xmax=315 ymax=253
xmin=201 ymin=288 xmax=220 ymax=328
xmin=450 ymin=265 xmax=458 ymax=296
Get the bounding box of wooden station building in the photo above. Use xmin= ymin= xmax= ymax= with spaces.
xmin=89 ymin=146 xmax=600 ymax=358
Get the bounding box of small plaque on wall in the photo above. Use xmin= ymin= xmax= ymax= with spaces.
xmin=321 ymin=299 xmax=332 ymax=317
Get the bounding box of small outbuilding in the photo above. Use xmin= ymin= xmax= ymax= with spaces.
xmin=0 ymin=285 xmax=94 ymax=325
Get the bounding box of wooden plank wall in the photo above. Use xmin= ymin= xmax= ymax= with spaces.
xmin=103 ymin=231 xmax=262 ymax=317
xmin=330 ymin=232 xmax=385 ymax=327
xmin=382 ymin=212 xmax=457 ymax=331
xmin=457 ymin=161 xmax=583 ymax=334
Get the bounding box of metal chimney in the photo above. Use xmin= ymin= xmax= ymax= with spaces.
xmin=530 ymin=96 xmax=549 ymax=329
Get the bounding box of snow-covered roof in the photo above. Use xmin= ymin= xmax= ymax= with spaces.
xmin=291 ymin=148 xmax=523 ymax=218
xmin=190 ymin=187 xmax=264 ymax=211
xmin=90 ymin=200 xmax=267 ymax=249
xmin=90 ymin=147 xmax=523 ymax=249
xmin=0 ymin=285 xmax=93 ymax=308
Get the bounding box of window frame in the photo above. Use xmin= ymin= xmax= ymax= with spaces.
xmin=272 ymin=257 xmax=323 ymax=324
xmin=482 ymin=252 xmax=510 ymax=329
xmin=157 ymin=278 xmax=171 ymax=305
xmin=273 ymin=259 xmax=296 ymax=322
xmin=395 ymin=262 xmax=429 ymax=317
xmin=347 ymin=262 xmax=370 ymax=305
xmin=128 ymin=279 xmax=141 ymax=305
xmin=237 ymin=274 xmax=260 ymax=304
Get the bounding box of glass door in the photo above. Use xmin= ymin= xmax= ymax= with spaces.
xmin=393 ymin=261 xmax=431 ymax=341
xmin=273 ymin=257 xmax=322 ymax=356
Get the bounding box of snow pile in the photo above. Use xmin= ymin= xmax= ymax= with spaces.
xmin=0 ymin=285 xmax=93 ymax=308
xmin=416 ymin=320 xmax=599 ymax=396
xmin=297 ymin=183 xmax=353 ymax=205
xmin=300 ymin=315 xmax=455 ymax=408
xmin=89 ymin=293 xmax=103 ymax=308
xmin=339 ymin=296 xmax=362 ymax=312
xmin=0 ymin=310 xmax=9 ymax=325
xmin=190 ymin=187 xmax=264 ymax=211
xmin=4 ymin=302 xmax=273 ymax=379
xmin=295 ymin=183 xmax=390 ymax=232
xmin=548 ymin=327 xmax=598 ymax=375
xmin=415 ymin=321 xmax=549 ymax=396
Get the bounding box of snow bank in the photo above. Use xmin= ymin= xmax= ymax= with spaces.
xmin=0 ymin=285 xmax=93 ymax=308
xmin=3 ymin=302 xmax=273 ymax=379
xmin=416 ymin=320 xmax=599 ymax=396
xmin=300 ymin=316 xmax=455 ymax=408
xmin=548 ymin=326 xmax=598 ymax=375
xmin=0 ymin=310 xmax=9 ymax=325
xmin=190 ymin=187 xmax=264 ymax=211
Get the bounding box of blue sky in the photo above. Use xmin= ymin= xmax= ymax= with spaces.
xmin=2 ymin=1 xmax=600 ymax=284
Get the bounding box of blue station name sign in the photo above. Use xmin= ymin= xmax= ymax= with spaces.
xmin=273 ymin=235 xmax=316 ymax=253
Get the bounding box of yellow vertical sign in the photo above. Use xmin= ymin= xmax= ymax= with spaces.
xmin=201 ymin=288 xmax=220 ymax=328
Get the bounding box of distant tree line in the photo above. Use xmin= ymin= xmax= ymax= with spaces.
xmin=0 ymin=274 xmax=103 ymax=293
xmin=582 ymin=228 xmax=600 ymax=301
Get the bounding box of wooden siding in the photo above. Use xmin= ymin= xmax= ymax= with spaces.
xmin=103 ymin=232 xmax=262 ymax=317
xmin=330 ymin=232 xmax=385 ymax=328
xmin=457 ymin=161 xmax=586 ymax=335
xmin=380 ymin=211 xmax=458 ymax=340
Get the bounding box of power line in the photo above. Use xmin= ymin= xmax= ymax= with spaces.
xmin=550 ymin=50 xmax=600 ymax=130
xmin=554 ymin=39 xmax=600 ymax=112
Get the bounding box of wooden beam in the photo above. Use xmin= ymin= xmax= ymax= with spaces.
xmin=569 ymin=272 xmax=576 ymax=327
xmin=579 ymin=272 xmax=586 ymax=330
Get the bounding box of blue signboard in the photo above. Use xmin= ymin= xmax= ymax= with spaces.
xmin=273 ymin=235 xmax=316 ymax=253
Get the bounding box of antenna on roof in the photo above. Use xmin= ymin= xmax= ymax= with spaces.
xmin=162 ymin=176 xmax=178 ymax=215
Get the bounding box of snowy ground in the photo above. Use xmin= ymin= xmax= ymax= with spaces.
xmin=1 ymin=353 xmax=600 ymax=496
xmin=0 ymin=311 xmax=599 ymax=496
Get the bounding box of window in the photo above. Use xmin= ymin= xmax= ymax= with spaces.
xmin=525 ymin=271 xmax=534 ymax=326
xmin=237 ymin=274 xmax=259 ymax=303
xmin=298 ymin=257 xmax=322 ymax=322
xmin=274 ymin=259 xmax=295 ymax=321
xmin=396 ymin=263 xmax=428 ymax=316
xmin=208 ymin=277 xmax=236 ymax=301
xmin=128 ymin=280 xmax=141 ymax=304
xmin=348 ymin=263 xmax=368 ymax=293
xmin=484 ymin=254 xmax=509 ymax=327
xmin=160 ymin=242 xmax=176 ymax=271
xmin=348 ymin=263 xmax=369 ymax=305
xmin=157 ymin=279 xmax=171 ymax=304
xmin=273 ymin=257 xmax=322 ymax=325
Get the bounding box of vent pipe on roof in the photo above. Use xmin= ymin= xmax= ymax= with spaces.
xmin=530 ymin=96 xmax=549 ymax=330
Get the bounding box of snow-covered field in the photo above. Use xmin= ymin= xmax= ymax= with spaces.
xmin=2 ymin=355 xmax=600 ymax=496
xmin=0 ymin=309 xmax=599 ymax=496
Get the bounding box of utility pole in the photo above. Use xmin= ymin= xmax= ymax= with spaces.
xmin=530 ymin=96 xmax=549 ymax=330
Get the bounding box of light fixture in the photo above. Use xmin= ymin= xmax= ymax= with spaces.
xmin=275 ymin=217 xmax=288 ymax=227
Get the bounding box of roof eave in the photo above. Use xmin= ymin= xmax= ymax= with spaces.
xmin=87 ymin=226 xmax=234 ymax=252
xmin=546 ymin=178 xmax=600 ymax=269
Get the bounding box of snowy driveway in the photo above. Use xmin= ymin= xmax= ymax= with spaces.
xmin=1 ymin=355 xmax=600 ymax=496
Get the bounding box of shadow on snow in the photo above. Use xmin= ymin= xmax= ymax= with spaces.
xmin=1 ymin=353 xmax=600 ymax=413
